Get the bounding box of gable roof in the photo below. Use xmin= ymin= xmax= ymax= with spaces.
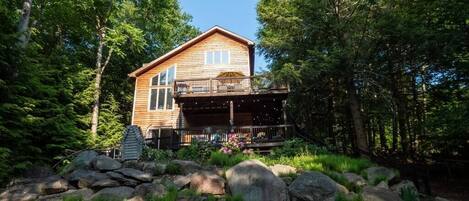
xmin=129 ymin=26 xmax=255 ymax=77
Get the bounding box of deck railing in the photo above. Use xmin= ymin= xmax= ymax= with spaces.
xmin=145 ymin=124 xmax=294 ymax=149
xmin=173 ymin=76 xmax=288 ymax=96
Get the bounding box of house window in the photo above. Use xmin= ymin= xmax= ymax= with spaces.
xmin=149 ymin=66 xmax=175 ymax=110
xmin=205 ymin=50 xmax=229 ymax=65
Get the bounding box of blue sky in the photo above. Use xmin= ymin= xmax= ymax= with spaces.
xmin=179 ymin=0 xmax=268 ymax=72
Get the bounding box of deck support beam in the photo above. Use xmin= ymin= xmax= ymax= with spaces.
xmin=282 ymin=100 xmax=288 ymax=136
xmin=229 ymin=100 xmax=234 ymax=126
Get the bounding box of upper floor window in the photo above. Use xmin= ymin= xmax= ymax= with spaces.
xmin=205 ymin=50 xmax=229 ymax=65
xmin=149 ymin=66 xmax=175 ymax=110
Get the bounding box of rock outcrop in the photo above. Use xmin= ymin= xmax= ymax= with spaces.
xmin=226 ymin=159 xmax=289 ymax=201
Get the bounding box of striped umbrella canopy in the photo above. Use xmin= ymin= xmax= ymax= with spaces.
xmin=216 ymin=71 xmax=245 ymax=83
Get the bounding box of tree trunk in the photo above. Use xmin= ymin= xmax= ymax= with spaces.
xmin=17 ymin=0 xmax=32 ymax=48
xmin=91 ymin=27 xmax=105 ymax=138
xmin=346 ymin=77 xmax=368 ymax=154
xmin=378 ymin=116 xmax=387 ymax=152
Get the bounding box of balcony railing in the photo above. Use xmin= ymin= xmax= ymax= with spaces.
xmin=145 ymin=124 xmax=294 ymax=149
xmin=173 ymin=76 xmax=288 ymax=97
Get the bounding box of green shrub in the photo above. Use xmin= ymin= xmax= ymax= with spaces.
xmin=326 ymin=172 xmax=361 ymax=193
xmin=177 ymin=140 xmax=214 ymax=161
xmin=225 ymin=195 xmax=244 ymax=201
xmin=208 ymin=151 xmax=248 ymax=167
xmin=142 ymin=147 xmax=175 ymax=161
xmin=63 ymin=195 xmax=84 ymax=201
xmin=166 ymin=162 xmax=182 ymax=175
xmin=314 ymin=154 xmax=372 ymax=174
xmin=90 ymin=195 xmax=122 ymax=201
xmin=372 ymin=175 xmax=388 ymax=186
xmin=400 ymin=186 xmax=419 ymax=201
xmin=335 ymin=192 xmax=363 ymax=201
xmin=271 ymin=138 xmax=329 ymax=158
xmin=146 ymin=186 xmax=178 ymax=201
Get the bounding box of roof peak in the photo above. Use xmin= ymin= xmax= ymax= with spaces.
xmin=128 ymin=25 xmax=254 ymax=77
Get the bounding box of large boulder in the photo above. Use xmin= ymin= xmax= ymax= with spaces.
xmin=171 ymin=160 xmax=203 ymax=174
xmin=91 ymin=186 xmax=135 ymax=200
xmin=63 ymin=150 xmax=98 ymax=173
xmin=66 ymin=169 xmax=109 ymax=188
xmin=226 ymin=159 xmax=288 ymax=201
xmin=91 ymin=179 xmax=120 ymax=189
xmin=92 ymin=155 xmax=122 ymax=171
xmin=289 ymin=171 xmax=348 ymax=201
xmin=390 ymin=180 xmax=417 ymax=194
xmin=37 ymin=188 xmax=93 ymax=201
xmin=362 ymin=186 xmax=402 ymax=201
xmin=106 ymin=171 xmax=139 ymax=187
xmin=0 ymin=184 xmax=40 ymax=201
xmin=190 ymin=171 xmax=225 ymax=195
xmin=270 ymin=164 xmax=297 ymax=177
xmin=172 ymin=175 xmax=191 ymax=189
xmin=343 ymin=172 xmax=367 ymax=187
xmin=42 ymin=178 xmax=69 ymax=195
xmin=134 ymin=183 xmax=167 ymax=198
xmin=0 ymin=175 xmax=68 ymax=200
xmin=365 ymin=167 xmax=396 ymax=183
xmin=142 ymin=162 xmax=166 ymax=175
xmin=115 ymin=168 xmax=152 ymax=182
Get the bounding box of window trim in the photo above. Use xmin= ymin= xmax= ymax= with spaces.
xmin=148 ymin=64 xmax=176 ymax=111
xmin=204 ymin=50 xmax=230 ymax=65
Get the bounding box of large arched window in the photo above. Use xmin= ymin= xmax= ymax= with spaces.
xmin=149 ymin=66 xmax=175 ymax=110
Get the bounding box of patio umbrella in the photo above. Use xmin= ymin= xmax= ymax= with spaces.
xmin=216 ymin=71 xmax=245 ymax=84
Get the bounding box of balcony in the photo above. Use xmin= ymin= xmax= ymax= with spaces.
xmin=173 ymin=76 xmax=288 ymax=98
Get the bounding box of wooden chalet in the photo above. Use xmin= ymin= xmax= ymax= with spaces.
xmin=128 ymin=26 xmax=292 ymax=149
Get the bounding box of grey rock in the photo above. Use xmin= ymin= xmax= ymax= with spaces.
xmin=289 ymin=171 xmax=348 ymax=201
xmin=270 ymin=164 xmax=297 ymax=177
xmin=106 ymin=171 xmax=140 ymax=187
xmin=190 ymin=171 xmax=225 ymax=195
xmin=376 ymin=181 xmax=389 ymax=189
xmin=142 ymin=162 xmax=166 ymax=176
xmin=92 ymin=155 xmax=122 ymax=171
xmin=63 ymin=150 xmax=98 ymax=173
xmin=91 ymin=179 xmax=120 ymax=189
xmin=171 ymin=160 xmax=202 ymax=174
xmin=343 ymin=172 xmax=367 ymax=187
xmin=66 ymin=169 xmax=109 ymax=183
xmin=173 ymin=175 xmax=191 ymax=189
xmin=91 ymin=186 xmax=135 ymax=200
xmin=365 ymin=167 xmax=396 ymax=183
xmin=42 ymin=178 xmax=69 ymax=195
xmin=226 ymin=159 xmax=288 ymax=201
xmin=37 ymin=188 xmax=93 ymax=201
xmin=362 ymin=186 xmax=402 ymax=201
xmin=0 ymin=184 xmax=40 ymax=201
xmin=390 ymin=180 xmax=418 ymax=194
xmin=115 ymin=168 xmax=152 ymax=182
xmin=134 ymin=183 xmax=167 ymax=198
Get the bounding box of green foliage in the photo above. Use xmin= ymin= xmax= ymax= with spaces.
xmin=62 ymin=195 xmax=84 ymax=201
xmin=146 ymin=186 xmax=178 ymax=201
xmin=208 ymin=151 xmax=249 ymax=168
xmin=372 ymin=175 xmax=388 ymax=186
xmin=91 ymin=195 xmax=122 ymax=201
xmin=142 ymin=147 xmax=175 ymax=161
xmin=0 ymin=0 xmax=197 ymax=186
xmin=400 ymin=187 xmax=420 ymax=201
xmin=271 ymin=138 xmax=329 ymax=158
xmin=177 ymin=140 xmax=214 ymax=161
xmin=224 ymin=195 xmax=244 ymax=201
xmin=166 ymin=162 xmax=182 ymax=175
xmin=335 ymin=193 xmax=363 ymax=201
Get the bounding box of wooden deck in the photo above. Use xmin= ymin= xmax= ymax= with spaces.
xmin=173 ymin=76 xmax=288 ymax=99
xmin=145 ymin=124 xmax=294 ymax=150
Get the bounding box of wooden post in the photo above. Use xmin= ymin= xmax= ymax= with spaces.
xmin=229 ymin=101 xmax=234 ymax=126
xmin=282 ymin=100 xmax=288 ymax=136
xmin=209 ymin=78 xmax=212 ymax=95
